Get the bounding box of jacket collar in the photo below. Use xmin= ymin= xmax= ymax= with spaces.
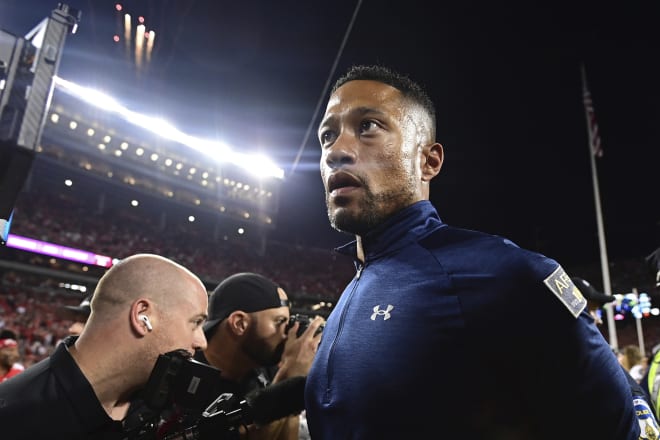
xmin=335 ymin=200 xmax=443 ymax=261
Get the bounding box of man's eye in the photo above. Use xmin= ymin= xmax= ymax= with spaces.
xmin=359 ymin=120 xmax=377 ymax=133
xmin=320 ymin=130 xmax=336 ymax=145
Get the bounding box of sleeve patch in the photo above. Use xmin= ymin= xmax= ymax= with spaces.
xmin=634 ymin=397 xmax=660 ymax=439
xmin=543 ymin=266 xmax=587 ymax=318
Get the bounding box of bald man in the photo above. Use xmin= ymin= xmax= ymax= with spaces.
xmin=0 ymin=253 xmax=209 ymax=439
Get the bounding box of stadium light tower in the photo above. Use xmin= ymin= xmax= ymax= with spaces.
xmin=0 ymin=3 xmax=81 ymax=244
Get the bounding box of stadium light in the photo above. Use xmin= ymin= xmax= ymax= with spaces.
xmin=52 ymin=77 xmax=285 ymax=179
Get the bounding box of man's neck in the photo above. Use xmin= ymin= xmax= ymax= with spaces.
xmin=204 ymin=346 xmax=251 ymax=382
xmin=356 ymin=235 xmax=365 ymax=262
xmin=68 ymin=339 xmax=136 ymax=420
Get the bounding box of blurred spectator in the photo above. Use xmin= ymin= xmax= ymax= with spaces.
xmin=619 ymin=344 xmax=647 ymax=383
xmin=56 ymin=293 xmax=92 ymax=337
xmin=0 ymin=329 xmax=24 ymax=382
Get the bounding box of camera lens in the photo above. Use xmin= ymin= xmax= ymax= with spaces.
xmin=287 ymin=314 xmax=324 ymax=337
xmin=287 ymin=314 xmax=314 ymax=337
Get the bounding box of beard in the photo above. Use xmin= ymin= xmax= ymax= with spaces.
xmin=327 ymin=178 xmax=417 ymax=236
xmin=242 ymin=324 xmax=284 ymax=367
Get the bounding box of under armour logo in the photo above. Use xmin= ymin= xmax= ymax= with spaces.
xmin=371 ymin=304 xmax=394 ymax=321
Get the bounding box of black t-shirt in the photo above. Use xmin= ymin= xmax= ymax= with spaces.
xmin=0 ymin=337 xmax=125 ymax=440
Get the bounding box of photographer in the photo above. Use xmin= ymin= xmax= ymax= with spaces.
xmin=0 ymin=253 xmax=209 ymax=439
xmin=191 ymin=272 xmax=323 ymax=440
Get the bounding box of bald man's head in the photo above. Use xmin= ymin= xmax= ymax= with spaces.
xmin=71 ymin=253 xmax=209 ymax=396
xmin=90 ymin=254 xmax=203 ymax=318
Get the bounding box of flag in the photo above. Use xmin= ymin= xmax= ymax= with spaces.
xmin=581 ymin=64 xmax=603 ymax=157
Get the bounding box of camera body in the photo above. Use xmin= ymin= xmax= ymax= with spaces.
xmin=286 ymin=313 xmax=323 ymax=337
xmin=128 ymin=350 xmax=307 ymax=440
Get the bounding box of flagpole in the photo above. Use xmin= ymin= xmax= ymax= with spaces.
xmin=580 ymin=64 xmax=618 ymax=350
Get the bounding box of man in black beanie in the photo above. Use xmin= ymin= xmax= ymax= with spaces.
xmin=195 ymin=272 xmax=324 ymax=440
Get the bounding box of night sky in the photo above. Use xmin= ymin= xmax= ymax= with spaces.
xmin=2 ymin=0 xmax=659 ymax=267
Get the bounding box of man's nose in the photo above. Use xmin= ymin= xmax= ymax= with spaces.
xmin=194 ymin=329 xmax=207 ymax=351
xmin=324 ymin=132 xmax=357 ymax=168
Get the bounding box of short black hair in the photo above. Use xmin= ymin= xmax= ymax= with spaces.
xmin=0 ymin=329 xmax=17 ymax=339
xmin=331 ymin=64 xmax=436 ymax=124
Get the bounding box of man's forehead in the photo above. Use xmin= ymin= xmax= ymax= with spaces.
xmin=323 ymin=81 xmax=431 ymax=140
xmin=322 ymin=84 xmax=403 ymax=131
xmin=328 ymin=80 xmax=401 ymax=108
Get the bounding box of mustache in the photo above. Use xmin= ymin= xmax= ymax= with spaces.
xmin=325 ymin=171 xmax=367 ymax=192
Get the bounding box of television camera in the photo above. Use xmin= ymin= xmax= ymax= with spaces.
xmin=125 ymin=349 xmax=306 ymax=440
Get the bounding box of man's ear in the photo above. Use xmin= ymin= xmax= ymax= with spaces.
xmin=130 ymin=299 xmax=152 ymax=336
xmin=227 ymin=311 xmax=249 ymax=335
xmin=421 ymin=142 xmax=444 ymax=182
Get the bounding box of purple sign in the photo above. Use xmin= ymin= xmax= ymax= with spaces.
xmin=5 ymin=234 xmax=114 ymax=268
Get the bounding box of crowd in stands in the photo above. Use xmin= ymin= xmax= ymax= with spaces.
xmin=10 ymin=189 xmax=355 ymax=300
xmin=0 ymin=271 xmax=80 ymax=368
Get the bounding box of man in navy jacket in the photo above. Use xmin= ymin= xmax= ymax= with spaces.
xmin=305 ymin=64 xmax=641 ymax=439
